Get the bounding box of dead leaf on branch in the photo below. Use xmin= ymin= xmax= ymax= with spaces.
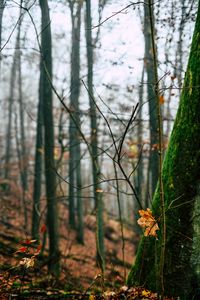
xmin=159 ymin=95 xmax=165 ymax=105
xmin=137 ymin=208 xmax=159 ymax=237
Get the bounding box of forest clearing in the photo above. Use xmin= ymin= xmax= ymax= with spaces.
xmin=0 ymin=0 xmax=199 ymax=299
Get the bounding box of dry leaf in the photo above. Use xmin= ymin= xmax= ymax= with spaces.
xmin=16 ymin=246 xmax=28 ymax=253
xmin=25 ymin=239 xmax=37 ymax=245
xmin=40 ymin=224 xmax=47 ymax=233
xmin=159 ymin=95 xmax=165 ymax=105
xmin=137 ymin=208 xmax=159 ymax=237
xmin=19 ymin=257 xmax=35 ymax=268
xmin=96 ymin=189 xmax=103 ymax=193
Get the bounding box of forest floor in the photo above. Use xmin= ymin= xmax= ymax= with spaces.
xmin=0 ymin=187 xmax=174 ymax=299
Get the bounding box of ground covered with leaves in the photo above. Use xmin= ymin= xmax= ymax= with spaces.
xmin=0 ymin=188 xmax=175 ymax=299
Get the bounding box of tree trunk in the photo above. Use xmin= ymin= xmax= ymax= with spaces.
xmin=144 ymin=2 xmax=159 ymax=197
xmin=5 ymin=44 xmax=17 ymax=181
xmin=32 ymin=55 xmax=44 ymax=241
xmin=17 ymin=0 xmax=28 ymax=230
xmin=39 ymin=0 xmax=60 ymax=277
xmin=0 ymin=0 xmax=5 ymax=66
xmin=68 ymin=1 xmax=83 ymax=244
xmin=175 ymin=0 xmax=186 ymax=93
xmin=127 ymin=2 xmax=200 ymax=298
xmin=85 ymin=0 xmax=104 ymax=268
xmin=137 ymin=66 xmax=144 ymax=205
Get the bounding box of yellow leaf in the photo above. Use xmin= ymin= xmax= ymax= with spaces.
xmin=141 ymin=289 xmax=151 ymax=297
xmin=137 ymin=208 xmax=159 ymax=237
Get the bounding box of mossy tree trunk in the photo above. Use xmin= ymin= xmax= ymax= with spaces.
xmin=127 ymin=1 xmax=200 ymax=298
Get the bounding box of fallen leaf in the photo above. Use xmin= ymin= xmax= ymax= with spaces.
xmin=19 ymin=257 xmax=35 ymax=268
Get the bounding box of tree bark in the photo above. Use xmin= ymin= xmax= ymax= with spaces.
xmin=39 ymin=0 xmax=60 ymax=277
xmin=68 ymin=1 xmax=83 ymax=244
xmin=5 ymin=45 xmax=17 ymax=181
xmin=17 ymin=0 xmax=28 ymax=230
xmin=32 ymin=55 xmax=44 ymax=241
xmin=0 ymin=0 xmax=5 ymax=66
xmin=127 ymin=2 xmax=200 ymax=298
xmin=85 ymin=0 xmax=104 ymax=267
xmin=144 ymin=2 xmax=159 ymax=197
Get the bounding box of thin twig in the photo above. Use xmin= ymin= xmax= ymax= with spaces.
xmin=92 ymin=2 xmax=146 ymax=29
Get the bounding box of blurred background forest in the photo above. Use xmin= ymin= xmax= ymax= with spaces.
xmin=0 ymin=0 xmax=197 ymax=294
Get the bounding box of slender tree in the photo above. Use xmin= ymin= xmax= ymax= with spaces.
xmin=32 ymin=52 xmax=44 ymax=241
xmin=17 ymin=0 xmax=29 ymax=229
xmin=133 ymin=67 xmax=145 ymax=234
xmin=175 ymin=0 xmax=186 ymax=93
xmin=136 ymin=66 xmax=145 ymax=206
xmin=4 ymin=44 xmax=18 ymax=181
xmin=127 ymin=1 xmax=200 ymax=298
xmin=85 ymin=0 xmax=104 ymax=269
xmin=39 ymin=0 xmax=60 ymax=276
xmin=0 ymin=0 xmax=5 ymax=66
xmin=144 ymin=1 xmax=159 ymax=197
xmin=68 ymin=0 xmax=84 ymax=244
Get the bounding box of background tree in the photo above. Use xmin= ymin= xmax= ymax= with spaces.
xmin=85 ymin=0 xmax=104 ymax=269
xmin=143 ymin=1 xmax=159 ymax=200
xmin=67 ymin=0 xmax=83 ymax=244
xmin=39 ymin=0 xmax=60 ymax=277
xmin=4 ymin=35 xmax=18 ymax=182
xmin=0 ymin=0 xmax=5 ymax=65
xmin=127 ymin=1 xmax=200 ymax=297
xmin=31 ymin=40 xmax=44 ymax=241
xmin=16 ymin=0 xmax=28 ymax=230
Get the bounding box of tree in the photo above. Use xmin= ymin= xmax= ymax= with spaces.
xmin=143 ymin=1 xmax=159 ymax=198
xmin=5 ymin=36 xmax=18 ymax=182
xmin=127 ymin=1 xmax=200 ymax=298
xmin=17 ymin=0 xmax=28 ymax=230
xmin=39 ymin=0 xmax=60 ymax=277
xmin=68 ymin=0 xmax=83 ymax=244
xmin=85 ymin=0 xmax=104 ymax=268
xmin=136 ymin=66 xmax=145 ymax=206
xmin=0 ymin=0 xmax=5 ymax=64
xmin=32 ymin=44 xmax=44 ymax=241
xmin=175 ymin=0 xmax=186 ymax=93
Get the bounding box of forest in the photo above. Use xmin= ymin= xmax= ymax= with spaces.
xmin=0 ymin=0 xmax=199 ymax=299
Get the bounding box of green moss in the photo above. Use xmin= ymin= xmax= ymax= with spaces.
xmin=127 ymin=1 xmax=200 ymax=298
